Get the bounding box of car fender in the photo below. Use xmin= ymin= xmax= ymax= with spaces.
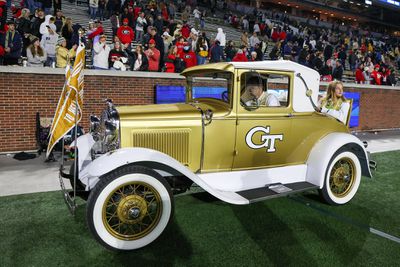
xmin=85 ymin=147 xmax=250 ymax=205
xmin=306 ymin=132 xmax=372 ymax=188
xmin=72 ymin=133 xmax=96 ymax=170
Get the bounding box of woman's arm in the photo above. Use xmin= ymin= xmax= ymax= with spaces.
xmin=321 ymin=101 xmax=350 ymax=124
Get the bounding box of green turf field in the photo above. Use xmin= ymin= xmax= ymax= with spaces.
xmin=1 ymin=151 xmax=399 ymax=266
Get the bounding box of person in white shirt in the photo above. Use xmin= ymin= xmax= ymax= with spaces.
xmin=215 ymin=28 xmax=226 ymax=49
xmin=249 ymin=32 xmax=260 ymax=50
xmin=193 ymin=7 xmax=201 ymax=30
xmin=244 ymin=76 xmax=280 ymax=107
xmin=93 ymin=35 xmax=110 ymax=69
xmin=40 ymin=24 xmax=58 ymax=67
xmin=136 ymin=12 xmax=147 ymax=43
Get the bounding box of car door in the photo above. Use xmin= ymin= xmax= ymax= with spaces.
xmin=233 ymin=69 xmax=295 ymax=170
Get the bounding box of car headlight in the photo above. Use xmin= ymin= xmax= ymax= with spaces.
xmin=91 ymin=99 xmax=120 ymax=154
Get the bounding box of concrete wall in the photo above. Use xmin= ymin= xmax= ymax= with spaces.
xmin=1 ymin=66 xmax=400 ymax=153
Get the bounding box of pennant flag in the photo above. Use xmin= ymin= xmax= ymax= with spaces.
xmin=46 ymin=44 xmax=85 ymax=158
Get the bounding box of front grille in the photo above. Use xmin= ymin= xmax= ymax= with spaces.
xmin=131 ymin=129 xmax=190 ymax=164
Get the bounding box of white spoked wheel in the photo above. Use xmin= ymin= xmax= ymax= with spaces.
xmin=86 ymin=166 xmax=173 ymax=251
xmin=320 ymin=150 xmax=362 ymax=205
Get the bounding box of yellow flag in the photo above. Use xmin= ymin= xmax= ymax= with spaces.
xmin=46 ymin=44 xmax=85 ymax=158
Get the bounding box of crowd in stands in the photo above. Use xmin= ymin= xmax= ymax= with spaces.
xmin=0 ymin=0 xmax=399 ymax=85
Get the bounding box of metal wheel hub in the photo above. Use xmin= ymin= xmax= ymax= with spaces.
xmin=117 ymin=195 xmax=148 ymax=224
xmin=329 ymin=158 xmax=355 ymax=197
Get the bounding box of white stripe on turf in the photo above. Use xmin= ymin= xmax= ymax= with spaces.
xmin=369 ymin=227 xmax=400 ymax=244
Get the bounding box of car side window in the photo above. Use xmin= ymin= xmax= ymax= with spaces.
xmin=240 ymin=72 xmax=290 ymax=108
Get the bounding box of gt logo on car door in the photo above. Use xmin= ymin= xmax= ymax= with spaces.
xmin=245 ymin=126 xmax=284 ymax=152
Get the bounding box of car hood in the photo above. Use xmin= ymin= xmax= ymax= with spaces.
xmin=116 ymin=103 xmax=202 ymax=121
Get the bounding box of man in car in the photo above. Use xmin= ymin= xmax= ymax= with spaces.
xmin=244 ymin=76 xmax=280 ymax=107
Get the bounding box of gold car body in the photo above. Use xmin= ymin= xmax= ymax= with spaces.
xmin=116 ymin=61 xmax=348 ymax=174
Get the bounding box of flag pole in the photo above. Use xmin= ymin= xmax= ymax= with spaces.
xmin=72 ymin=81 xmax=79 ymax=215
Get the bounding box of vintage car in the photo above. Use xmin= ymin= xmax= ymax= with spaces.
xmin=61 ymin=60 xmax=374 ymax=251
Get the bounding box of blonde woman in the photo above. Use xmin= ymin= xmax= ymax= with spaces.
xmin=318 ymin=81 xmax=350 ymax=124
xmin=61 ymin=17 xmax=74 ymax=48
xmin=26 ymin=37 xmax=47 ymax=67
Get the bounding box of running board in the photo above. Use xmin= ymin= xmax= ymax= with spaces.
xmin=236 ymin=182 xmax=318 ymax=203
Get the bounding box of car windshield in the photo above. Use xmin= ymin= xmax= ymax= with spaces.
xmin=186 ymin=71 xmax=233 ymax=104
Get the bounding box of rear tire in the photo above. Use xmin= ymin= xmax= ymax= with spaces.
xmin=320 ymin=150 xmax=362 ymax=205
xmin=86 ymin=165 xmax=174 ymax=251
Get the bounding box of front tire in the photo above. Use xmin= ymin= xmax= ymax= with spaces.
xmin=86 ymin=165 xmax=174 ymax=251
xmin=320 ymin=150 xmax=362 ymax=205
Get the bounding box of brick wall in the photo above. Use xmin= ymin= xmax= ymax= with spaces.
xmin=0 ymin=67 xmax=400 ymax=153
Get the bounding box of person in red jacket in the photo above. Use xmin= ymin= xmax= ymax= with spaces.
xmin=279 ymin=29 xmax=287 ymax=42
xmin=232 ymin=46 xmax=248 ymax=62
xmin=117 ymin=18 xmax=135 ymax=50
xmin=355 ymin=63 xmax=365 ymax=84
xmin=145 ymin=38 xmax=160 ymax=71
xmin=370 ymin=64 xmax=382 ymax=85
xmin=181 ymin=23 xmax=190 ymax=39
xmin=181 ymin=45 xmax=197 ymax=68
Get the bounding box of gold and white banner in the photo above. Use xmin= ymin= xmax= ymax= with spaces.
xmin=46 ymin=44 xmax=85 ymax=158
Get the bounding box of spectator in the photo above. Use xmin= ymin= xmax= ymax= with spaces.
xmin=87 ymin=20 xmax=104 ymax=46
xmin=98 ymin=0 xmax=106 ymax=21
xmin=209 ymin=40 xmax=225 ymax=63
xmin=154 ymin=14 xmax=163 ymax=34
xmin=232 ymin=46 xmax=248 ymax=62
xmin=0 ymin=21 xmax=22 ymax=65
xmin=129 ymin=44 xmax=148 ymax=71
xmin=193 ymin=6 xmax=201 ymax=30
xmin=162 ymin=31 xmax=173 ymax=55
xmin=250 ymin=51 xmax=258 ymax=61
xmin=117 ymin=18 xmax=134 ymax=50
xmin=56 ymin=37 xmax=76 ymax=68
xmin=240 ymin=31 xmax=249 ymax=49
xmin=164 ymin=45 xmax=185 ymax=73
xmin=109 ymin=41 xmax=128 ymax=71
xmin=54 ymin=9 xmax=65 ymax=33
xmin=215 ymin=28 xmax=226 ymax=50
xmin=249 ymin=32 xmax=260 ymax=52
xmin=363 ymin=66 xmax=371 ymax=84
xmin=89 ymin=0 xmax=99 ymax=21
xmin=16 ymin=8 xmax=32 ymax=57
xmin=181 ymin=45 xmax=197 ymax=68
xmin=39 ymin=15 xmax=55 ymax=36
xmin=40 ymin=23 xmax=58 ymax=67
xmin=224 ymin=40 xmax=236 ymax=62
xmin=53 ymin=2 xmax=62 ymax=16
xmin=26 ymin=36 xmax=46 ymax=67
xmin=145 ymin=38 xmax=160 ymax=72
xmin=348 ymin=50 xmax=357 ymax=72
xmin=110 ymin=11 xmax=120 ymax=37
xmin=93 ymin=34 xmax=110 ymax=69
xmin=332 ymin=60 xmax=343 ymax=81
xmin=135 ymin=12 xmax=146 ymax=43
xmin=283 ymin=41 xmax=292 ymax=60
xmin=61 ymin=17 xmax=74 ymax=49
xmin=320 ymin=59 xmax=333 ymax=82
xmin=148 ymin=26 xmax=164 ymax=71
xmin=355 ymin=63 xmax=365 ymax=84
xmin=30 ymin=9 xmax=43 ymax=40
xmin=269 ymin=41 xmax=281 ymax=60
xmin=370 ymin=64 xmax=382 ymax=85
xmin=254 ymin=42 xmax=263 ymax=61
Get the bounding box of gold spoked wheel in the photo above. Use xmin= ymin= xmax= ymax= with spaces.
xmin=329 ymin=157 xmax=355 ymax=198
xmin=102 ymin=182 xmax=162 ymax=240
